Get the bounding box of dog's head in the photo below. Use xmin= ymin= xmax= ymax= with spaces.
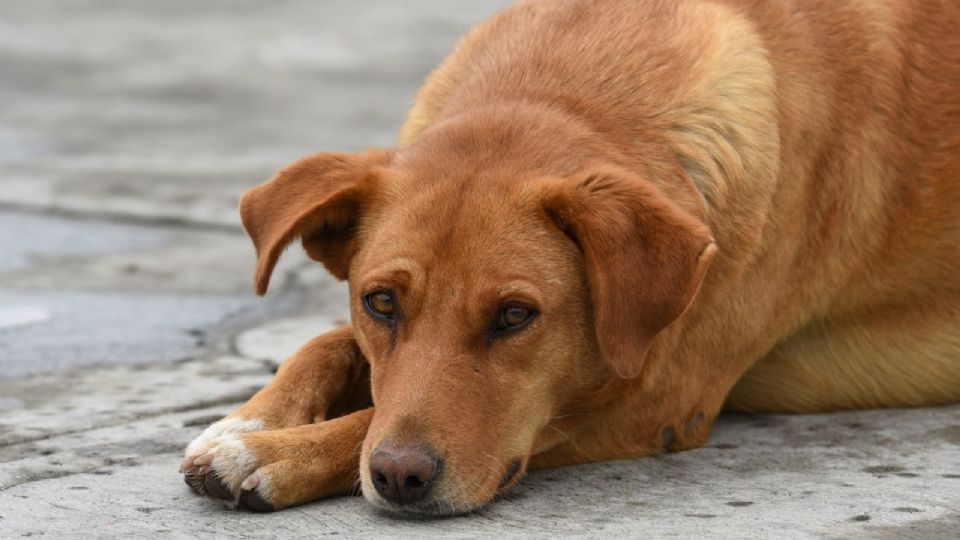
xmin=239 ymin=113 xmax=715 ymax=515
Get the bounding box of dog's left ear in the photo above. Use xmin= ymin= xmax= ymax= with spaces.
xmin=239 ymin=149 xmax=393 ymax=295
xmin=540 ymin=165 xmax=717 ymax=379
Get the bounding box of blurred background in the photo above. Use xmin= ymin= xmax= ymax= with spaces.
xmin=0 ymin=0 xmax=510 ymax=377
xmin=0 ymin=1 xmax=957 ymax=537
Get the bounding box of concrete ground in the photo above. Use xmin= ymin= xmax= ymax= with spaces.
xmin=0 ymin=1 xmax=957 ymax=538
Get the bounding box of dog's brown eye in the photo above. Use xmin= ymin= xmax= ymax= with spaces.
xmin=493 ymin=304 xmax=537 ymax=337
xmin=364 ymin=292 xmax=396 ymax=319
xmin=502 ymin=306 xmax=531 ymax=327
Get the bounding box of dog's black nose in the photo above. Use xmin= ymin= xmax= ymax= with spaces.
xmin=369 ymin=443 xmax=440 ymax=505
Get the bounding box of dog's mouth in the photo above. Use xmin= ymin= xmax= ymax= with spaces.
xmin=371 ymin=498 xmax=462 ymax=518
xmin=497 ymin=458 xmax=524 ymax=491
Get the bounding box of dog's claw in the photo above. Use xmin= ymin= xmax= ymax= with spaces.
xmin=184 ymin=470 xmax=206 ymax=495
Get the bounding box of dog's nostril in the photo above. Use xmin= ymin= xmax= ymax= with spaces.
xmin=405 ymin=475 xmax=425 ymax=489
xmin=374 ymin=472 xmax=389 ymax=487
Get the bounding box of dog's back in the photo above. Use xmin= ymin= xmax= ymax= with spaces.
xmin=400 ymin=0 xmax=960 ymax=412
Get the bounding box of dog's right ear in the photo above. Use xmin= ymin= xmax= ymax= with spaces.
xmin=537 ymin=165 xmax=716 ymax=379
xmin=239 ymin=149 xmax=393 ymax=295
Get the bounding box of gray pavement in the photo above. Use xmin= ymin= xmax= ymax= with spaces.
xmin=0 ymin=1 xmax=958 ymax=538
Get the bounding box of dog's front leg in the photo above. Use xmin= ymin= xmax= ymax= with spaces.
xmin=181 ymin=325 xmax=372 ymax=508
xmin=182 ymin=407 xmax=373 ymax=511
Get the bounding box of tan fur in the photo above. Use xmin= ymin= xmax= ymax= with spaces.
xmin=181 ymin=327 xmax=372 ymax=509
xmin=182 ymin=0 xmax=960 ymax=514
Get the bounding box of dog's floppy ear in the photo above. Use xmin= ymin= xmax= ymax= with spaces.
xmin=239 ymin=149 xmax=393 ymax=295
xmin=541 ymin=165 xmax=716 ymax=379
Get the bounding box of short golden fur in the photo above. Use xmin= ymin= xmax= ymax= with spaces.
xmin=181 ymin=0 xmax=960 ymax=514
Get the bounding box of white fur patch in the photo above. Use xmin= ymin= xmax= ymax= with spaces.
xmin=209 ymin=434 xmax=258 ymax=490
xmin=184 ymin=417 xmax=263 ymax=460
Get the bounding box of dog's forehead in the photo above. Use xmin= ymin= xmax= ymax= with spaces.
xmin=374 ymin=173 xmax=538 ymax=248
xmin=356 ymin=177 xmax=569 ymax=292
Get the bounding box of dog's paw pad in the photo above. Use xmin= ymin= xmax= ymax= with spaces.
xmin=239 ymin=490 xmax=275 ymax=512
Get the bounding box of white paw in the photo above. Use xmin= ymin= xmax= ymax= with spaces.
xmin=182 ymin=433 xmax=272 ymax=508
xmin=183 ymin=417 xmax=263 ymax=467
xmin=201 ymin=434 xmax=257 ymax=491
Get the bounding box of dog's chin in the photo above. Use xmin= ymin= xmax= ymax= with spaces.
xmin=361 ymin=490 xmax=487 ymax=518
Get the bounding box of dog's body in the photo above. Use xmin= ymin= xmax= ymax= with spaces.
xmin=182 ymin=0 xmax=960 ymax=514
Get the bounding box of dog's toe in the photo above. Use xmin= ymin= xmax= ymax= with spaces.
xmin=237 ymin=471 xmax=276 ymax=512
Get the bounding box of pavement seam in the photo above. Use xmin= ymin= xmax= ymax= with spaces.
xmin=0 ymin=201 xmax=245 ymax=234
xmin=0 ymin=390 xmax=256 ymax=448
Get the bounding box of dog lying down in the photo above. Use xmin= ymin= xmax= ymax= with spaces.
xmin=181 ymin=0 xmax=960 ymax=515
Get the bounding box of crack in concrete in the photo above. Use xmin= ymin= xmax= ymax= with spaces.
xmin=0 ymin=389 xmax=257 ymax=448
xmin=0 ymin=442 xmax=186 ymax=491
xmin=0 ymin=201 xmax=244 ymax=234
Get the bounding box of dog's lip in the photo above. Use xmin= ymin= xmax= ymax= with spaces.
xmin=498 ymin=458 xmax=524 ymax=489
xmin=362 ymin=476 xmax=453 ymax=517
xmin=367 ymin=495 xmax=467 ymax=518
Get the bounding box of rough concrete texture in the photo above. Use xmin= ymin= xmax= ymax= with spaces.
xmin=0 ymin=1 xmax=958 ymax=538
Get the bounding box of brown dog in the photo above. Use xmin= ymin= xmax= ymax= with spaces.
xmin=181 ymin=0 xmax=960 ymax=515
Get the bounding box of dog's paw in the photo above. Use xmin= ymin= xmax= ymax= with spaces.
xmin=182 ymin=416 xmax=263 ymax=468
xmin=181 ymin=433 xmax=277 ymax=512
xmin=181 ymin=417 xmax=268 ymax=507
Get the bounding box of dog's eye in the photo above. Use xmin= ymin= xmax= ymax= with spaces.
xmin=493 ymin=304 xmax=537 ymax=336
xmin=502 ymin=306 xmax=531 ymax=327
xmin=364 ymin=291 xmax=396 ymax=320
